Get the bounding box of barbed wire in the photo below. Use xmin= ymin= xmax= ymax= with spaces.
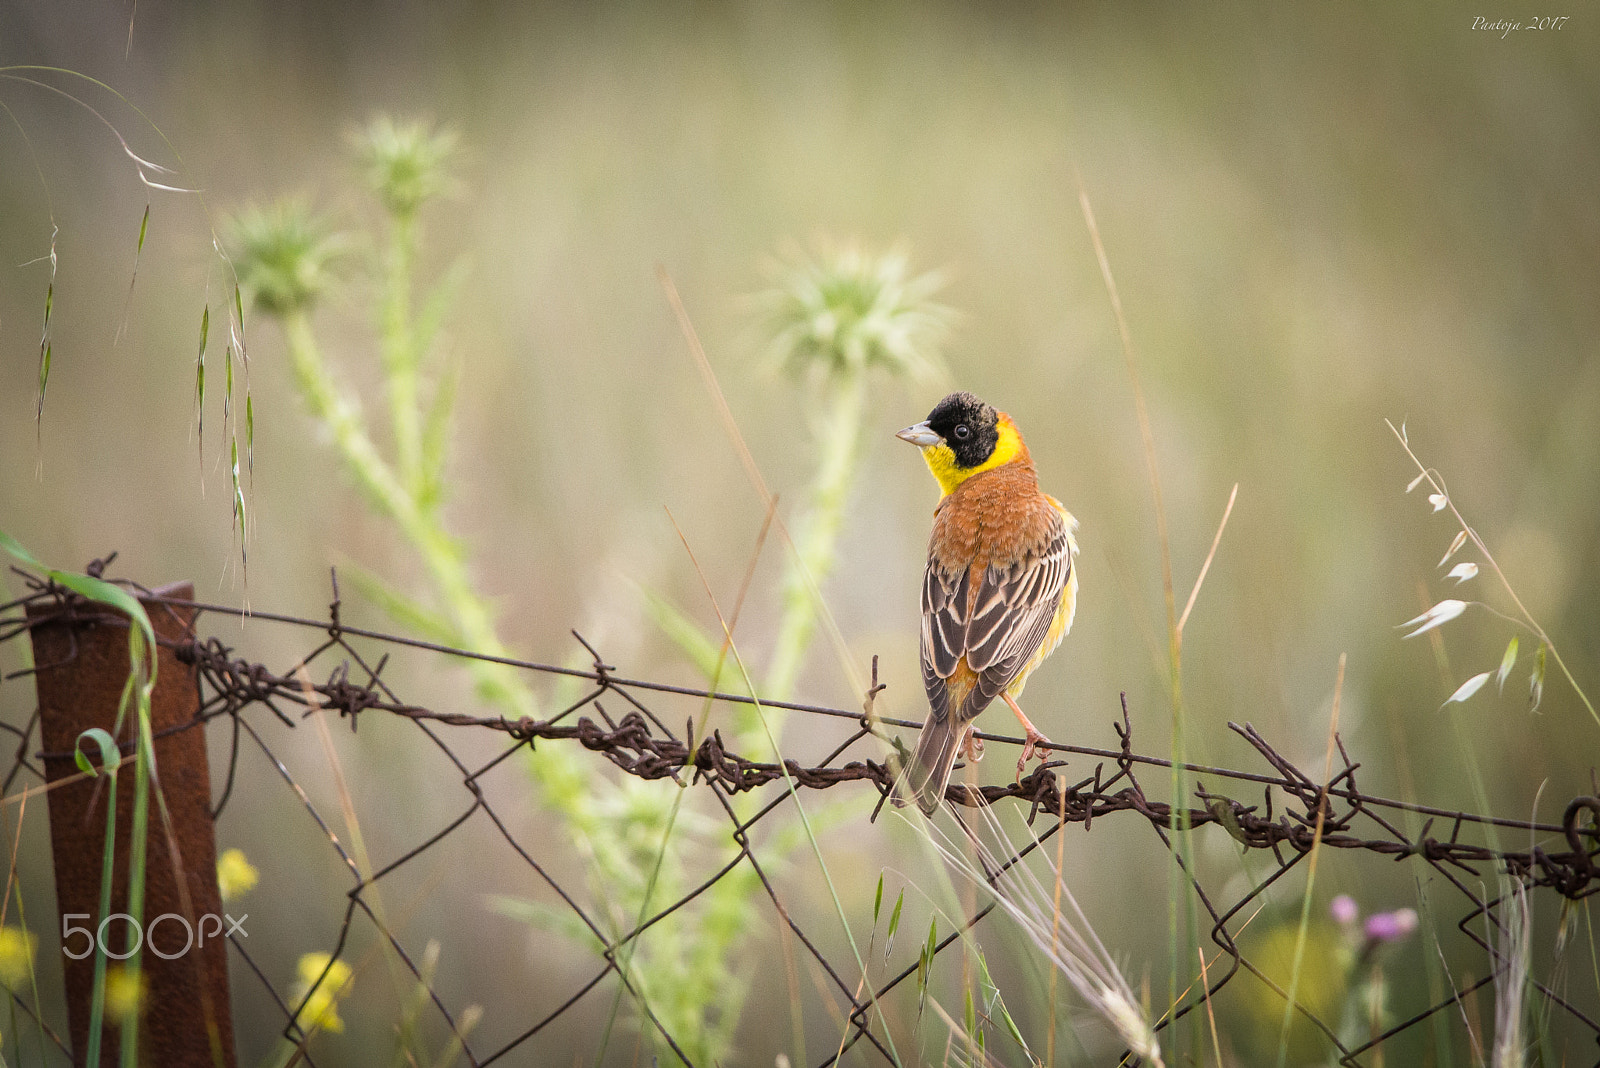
xmin=1 ymin=568 xmax=1597 ymax=1066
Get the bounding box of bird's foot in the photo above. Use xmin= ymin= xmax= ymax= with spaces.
xmin=1015 ymin=728 xmax=1052 ymax=781
xmin=961 ymin=727 xmax=985 ymax=764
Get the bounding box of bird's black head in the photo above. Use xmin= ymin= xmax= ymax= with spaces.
xmin=925 ymin=392 xmax=999 ymax=469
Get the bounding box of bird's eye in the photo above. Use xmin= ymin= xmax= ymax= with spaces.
xmin=953 ymin=424 xmax=971 ymax=441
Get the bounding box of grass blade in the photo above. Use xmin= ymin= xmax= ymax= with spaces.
xmin=886 ymin=889 xmax=905 ymax=960
xmin=115 ymin=205 xmax=151 ymax=347
xmin=194 ymin=304 xmax=209 ymax=476
xmin=35 ymin=223 xmax=58 ymax=442
xmin=1530 ymin=644 xmax=1546 ymax=712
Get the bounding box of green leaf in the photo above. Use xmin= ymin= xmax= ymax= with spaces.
xmin=886 ymin=889 xmax=905 ymax=960
xmin=136 ymin=204 xmax=149 ymax=254
xmin=915 ymin=915 xmax=936 ymax=1019
xmin=0 ymin=531 xmax=42 ymax=573
xmin=0 ymin=533 xmax=159 ymax=704
xmin=874 ymin=873 xmax=884 ymax=925
xmin=975 ymin=945 xmax=1036 ymax=1059
xmin=414 ymin=255 xmax=471 ymax=368
xmin=1531 ymin=644 xmax=1547 ymax=712
xmin=1497 ymin=635 xmax=1519 ymax=693
xmin=488 ymin=894 xmax=594 ymax=948
xmin=245 ymin=395 xmax=255 ymax=476
xmin=418 ymin=356 xmax=460 ymax=508
xmin=963 ymin=985 xmax=976 ymax=1037
xmin=195 ymin=305 xmax=209 ymax=453
xmin=977 ymin=948 xmax=999 ymax=1013
xmin=232 ymin=440 xmax=248 ymax=568
xmin=999 ymin=993 xmax=1028 ymax=1054
xmin=75 ymin=728 xmax=120 ymax=778
xmin=38 ymin=279 xmax=53 ymax=422
xmin=341 ymin=564 xmax=455 ymax=644
xmin=0 ymin=531 xmax=158 ymax=679
xmin=1207 ymin=796 xmax=1250 ymax=844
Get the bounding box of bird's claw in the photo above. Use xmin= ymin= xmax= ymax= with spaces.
xmin=961 ymin=728 xmax=985 ymax=764
xmin=1015 ymin=728 xmax=1051 ymax=781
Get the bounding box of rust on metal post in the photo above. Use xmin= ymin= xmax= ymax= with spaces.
xmin=29 ymin=582 xmax=237 ymax=1068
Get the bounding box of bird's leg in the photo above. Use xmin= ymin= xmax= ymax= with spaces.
xmin=1002 ymin=693 xmax=1051 ymax=779
xmin=960 ymin=723 xmax=985 ymax=763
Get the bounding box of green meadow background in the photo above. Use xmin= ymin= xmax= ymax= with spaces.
xmin=2 ymin=2 xmax=1597 ymax=1064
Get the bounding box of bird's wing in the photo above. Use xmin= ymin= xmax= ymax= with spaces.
xmin=960 ymin=508 xmax=1072 ymax=715
xmin=919 ymin=560 xmax=968 ymax=727
xmin=921 ymin=560 xmax=968 ymax=679
xmin=919 ymin=507 xmax=1072 ymax=723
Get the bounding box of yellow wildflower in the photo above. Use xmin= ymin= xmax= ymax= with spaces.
xmin=0 ymin=926 xmax=37 ymax=988
xmin=106 ymin=965 xmax=146 ymax=1022
xmin=290 ymin=952 xmax=352 ymax=1035
xmin=216 ymin=847 xmax=260 ymax=902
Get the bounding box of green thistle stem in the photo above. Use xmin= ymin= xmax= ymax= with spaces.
xmin=764 ymin=371 xmax=866 ymax=708
xmin=382 ymin=212 xmax=424 ymax=500
xmin=282 ymin=312 xmax=532 ymax=721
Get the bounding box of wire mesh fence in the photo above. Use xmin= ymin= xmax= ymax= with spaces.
xmin=2 ymin=566 xmax=1597 ymax=1066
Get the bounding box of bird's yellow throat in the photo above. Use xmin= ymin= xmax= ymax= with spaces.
xmin=920 ymin=417 xmax=1025 ymax=496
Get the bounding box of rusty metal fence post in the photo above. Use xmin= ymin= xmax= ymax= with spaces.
xmin=28 ymin=582 xmax=237 ymax=1068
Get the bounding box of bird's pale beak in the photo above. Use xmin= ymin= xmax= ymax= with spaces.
xmin=896 ymin=421 xmax=943 ymax=448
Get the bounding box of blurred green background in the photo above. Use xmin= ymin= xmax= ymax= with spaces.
xmin=2 ymin=1 xmax=1597 ymax=1064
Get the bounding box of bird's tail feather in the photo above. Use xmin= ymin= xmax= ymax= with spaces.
xmin=900 ymin=714 xmax=964 ymax=815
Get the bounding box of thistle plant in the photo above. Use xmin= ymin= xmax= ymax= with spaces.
xmin=1325 ymin=894 xmax=1418 ymax=1062
xmin=646 ymin=241 xmax=951 ymax=765
xmin=234 ymin=124 xmax=956 ymax=1061
xmin=230 ymin=118 xmax=822 ymax=1066
xmin=614 ymin=242 xmax=947 ymax=1062
xmin=753 ymin=241 xmax=952 ymax=707
xmin=602 ymin=242 xmax=951 ymax=1060
xmin=229 ymin=117 xmax=686 ymax=1049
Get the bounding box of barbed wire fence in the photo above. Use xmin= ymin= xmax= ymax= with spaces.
xmin=2 ymin=566 xmax=1598 ymax=1067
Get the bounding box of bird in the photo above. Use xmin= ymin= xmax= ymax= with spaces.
xmin=894 ymin=391 xmax=1079 ymax=815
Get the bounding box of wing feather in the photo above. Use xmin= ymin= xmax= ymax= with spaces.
xmin=921 ymin=563 xmax=967 ymax=681
xmin=919 ymin=508 xmax=1073 ymax=724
